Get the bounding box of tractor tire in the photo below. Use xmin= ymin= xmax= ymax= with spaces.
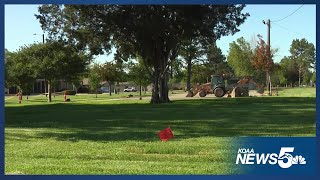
xmin=199 ymin=91 xmax=207 ymax=97
xmin=214 ymin=87 xmax=225 ymax=97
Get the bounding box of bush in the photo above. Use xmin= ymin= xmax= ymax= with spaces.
xmin=77 ymin=86 xmax=89 ymax=93
xmin=64 ymin=90 xmax=76 ymax=95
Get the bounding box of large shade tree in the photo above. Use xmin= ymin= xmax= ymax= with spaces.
xmin=289 ymin=38 xmax=315 ymax=86
xmin=36 ymin=5 xmax=249 ymax=103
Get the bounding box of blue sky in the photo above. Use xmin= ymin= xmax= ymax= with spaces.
xmin=5 ymin=4 xmax=316 ymax=63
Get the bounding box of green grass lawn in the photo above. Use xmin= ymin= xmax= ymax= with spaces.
xmin=276 ymin=87 xmax=316 ymax=97
xmin=4 ymin=88 xmax=316 ymax=174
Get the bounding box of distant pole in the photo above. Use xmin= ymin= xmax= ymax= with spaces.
xmin=263 ymin=19 xmax=272 ymax=96
xmin=267 ymin=19 xmax=270 ymax=52
xmin=33 ymin=33 xmax=45 ymax=44
xmin=267 ymin=19 xmax=271 ymax=96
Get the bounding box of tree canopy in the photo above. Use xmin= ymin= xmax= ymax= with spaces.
xmin=227 ymin=37 xmax=254 ymax=77
xmin=7 ymin=42 xmax=90 ymax=101
xmin=88 ymin=63 xmax=102 ymax=98
xmin=289 ymin=38 xmax=315 ymax=86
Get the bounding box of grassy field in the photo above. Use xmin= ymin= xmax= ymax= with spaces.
xmin=5 ymin=88 xmax=316 ymax=174
xmin=276 ymin=87 xmax=316 ymax=97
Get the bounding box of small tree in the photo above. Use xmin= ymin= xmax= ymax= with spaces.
xmin=128 ymin=61 xmax=152 ymax=99
xmin=100 ymin=62 xmax=117 ymax=96
xmin=88 ymin=63 xmax=102 ymax=98
xmin=227 ymin=37 xmax=255 ymax=77
xmin=251 ymin=35 xmax=274 ymax=93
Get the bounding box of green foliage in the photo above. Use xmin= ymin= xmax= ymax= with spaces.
xmin=191 ymin=64 xmax=210 ymax=84
xmin=203 ymin=43 xmax=231 ymax=76
xmin=275 ymin=39 xmax=316 ymax=86
xmin=99 ymin=62 xmax=118 ymax=85
xmin=311 ymin=71 xmax=316 ymax=83
xmin=169 ymin=59 xmax=185 ymax=84
xmin=128 ymin=61 xmax=151 ymax=88
xmin=270 ymin=63 xmax=287 ymax=86
xmin=88 ymin=63 xmax=102 ymax=93
xmin=289 ymin=38 xmax=315 ymax=86
xmin=6 ymin=42 xmax=90 ymax=101
xmin=279 ymin=56 xmax=299 ymax=85
xmin=30 ymin=42 xmax=90 ymax=82
xmin=5 ymin=49 xmax=17 ymax=88
xmin=302 ymin=71 xmax=312 ymax=85
xmin=36 ymin=5 xmax=249 ymax=103
xmin=5 ymin=48 xmax=36 ymax=93
xmin=227 ymin=37 xmax=254 ymax=77
xmin=290 ymin=38 xmax=316 ymax=69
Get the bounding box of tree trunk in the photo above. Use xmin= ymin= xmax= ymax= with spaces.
xmin=150 ymin=40 xmax=175 ymax=104
xmin=159 ymin=52 xmax=170 ymax=103
xmin=159 ymin=70 xmax=170 ymax=103
xmin=96 ymin=88 xmax=98 ymax=98
xmin=266 ymin=71 xmax=271 ymax=95
xmin=20 ymin=89 xmax=23 ymax=100
xmin=44 ymin=79 xmax=47 ymax=94
xmin=151 ymin=70 xmax=160 ymax=104
xmin=269 ymin=72 xmax=272 ymax=96
xmin=298 ymin=69 xmax=301 ymax=87
xmin=139 ymin=85 xmax=142 ymax=100
xmin=109 ymin=83 xmax=112 ymax=96
xmin=186 ymin=57 xmax=192 ymax=93
xmin=48 ymin=80 xmax=52 ymax=102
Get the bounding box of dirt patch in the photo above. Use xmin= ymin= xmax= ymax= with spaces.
xmin=249 ymin=90 xmax=264 ymax=97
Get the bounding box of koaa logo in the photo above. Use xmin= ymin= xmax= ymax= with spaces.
xmin=236 ymin=147 xmax=306 ymax=168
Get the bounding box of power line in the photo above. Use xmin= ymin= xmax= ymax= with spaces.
xmin=272 ymin=22 xmax=309 ymax=37
xmin=271 ymin=4 xmax=304 ymax=22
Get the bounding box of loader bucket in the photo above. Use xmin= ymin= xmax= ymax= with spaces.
xmin=186 ymin=91 xmax=194 ymax=97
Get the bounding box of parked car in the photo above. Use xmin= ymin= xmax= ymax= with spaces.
xmin=100 ymin=87 xmax=110 ymax=93
xmin=124 ymin=87 xmax=137 ymax=92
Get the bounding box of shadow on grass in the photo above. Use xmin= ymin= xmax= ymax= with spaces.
xmin=5 ymin=97 xmax=316 ymax=142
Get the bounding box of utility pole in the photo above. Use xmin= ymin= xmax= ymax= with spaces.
xmin=263 ymin=19 xmax=272 ymax=96
xmin=33 ymin=33 xmax=45 ymax=44
xmin=33 ymin=33 xmax=46 ymax=94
